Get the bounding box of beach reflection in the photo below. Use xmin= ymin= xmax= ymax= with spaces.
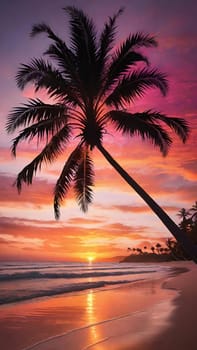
xmin=86 ymin=290 xmax=100 ymax=343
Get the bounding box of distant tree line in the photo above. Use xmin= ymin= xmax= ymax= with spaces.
xmin=126 ymin=201 xmax=197 ymax=261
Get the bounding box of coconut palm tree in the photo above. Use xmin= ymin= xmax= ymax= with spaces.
xmin=177 ymin=208 xmax=191 ymax=232
xmin=143 ymin=246 xmax=148 ymax=254
xmin=155 ymin=243 xmax=162 ymax=254
xmin=6 ymin=7 xmax=197 ymax=262
xmin=189 ymin=201 xmax=197 ymax=222
xmin=188 ymin=202 xmax=197 ymax=245
xmin=136 ymin=248 xmax=142 ymax=255
xmin=177 ymin=208 xmax=190 ymax=221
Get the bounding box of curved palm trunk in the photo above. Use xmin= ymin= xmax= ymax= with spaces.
xmin=97 ymin=143 xmax=197 ymax=263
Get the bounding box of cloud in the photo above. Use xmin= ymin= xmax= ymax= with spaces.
xmin=67 ymin=217 xmax=104 ymax=226
xmin=0 ymin=173 xmax=54 ymax=207
xmin=0 ymin=233 xmax=45 ymax=248
xmin=180 ymin=159 xmax=197 ymax=181
xmin=104 ymin=204 xmax=180 ymax=214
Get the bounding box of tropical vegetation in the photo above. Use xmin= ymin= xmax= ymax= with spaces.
xmin=178 ymin=201 xmax=197 ymax=245
xmin=6 ymin=7 xmax=197 ymax=262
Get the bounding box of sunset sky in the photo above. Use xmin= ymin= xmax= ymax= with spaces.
xmin=0 ymin=0 xmax=196 ymax=262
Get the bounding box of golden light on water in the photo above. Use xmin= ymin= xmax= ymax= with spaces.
xmin=86 ymin=290 xmax=99 ymax=342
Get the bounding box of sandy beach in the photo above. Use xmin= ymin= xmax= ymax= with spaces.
xmin=1 ymin=261 xmax=196 ymax=350
xmin=140 ymin=261 xmax=197 ymax=350
xmin=120 ymin=261 xmax=197 ymax=350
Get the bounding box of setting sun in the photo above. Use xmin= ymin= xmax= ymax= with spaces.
xmin=87 ymin=256 xmax=95 ymax=263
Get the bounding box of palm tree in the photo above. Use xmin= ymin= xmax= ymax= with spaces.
xmin=6 ymin=7 xmax=197 ymax=262
xmin=164 ymin=248 xmax=169 ymax=254
xmin=160 ymin=247 xmax=164 ymax=254
xmin=189 ymin=202 xmax=197 ymax=222
xmin=136 ymin=248 xmax=142 ymax=255
xmin=155 ymin=243 xmax=162 ymax=254
xmin=189 ymin=202 xmax=197 ymax=245
xmin=177 ymin=208 xmax=191 ymax=232
xmin=177 ymin=208 xmax=190 ymax=221
xmin=143 ymin=246 xmax=147 ymax=254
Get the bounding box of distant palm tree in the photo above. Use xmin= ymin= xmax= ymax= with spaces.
xmin=151 ymin=246 xmax=155 ymax=254
xmin=6 ymin=7 xmax=197 ymax=262
xmin=160 ymin=247 xmax=164 ymax=254
xmin=177 ymin=208 xmax=190 ymax=221
xmin=178 ymin=208 xmax=191 ymax=232
xmin=155 ymin=243 xmax=162 ymax=254
xmin=189 ymin=202 xmax=197 ymax=222
xmin=136 ymin=248 xmax=142 ymax=255
xmin=143 ymin=246 xmax=147 ymax=254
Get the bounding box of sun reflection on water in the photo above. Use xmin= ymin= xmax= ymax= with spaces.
xmin=86 ymin=290 xmax=99 ymax=342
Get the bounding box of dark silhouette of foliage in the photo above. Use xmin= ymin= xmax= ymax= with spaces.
xmin=124 ymin=202 xmax=197 ymax=262
xmin=178 ymin=202 xmax=197 ymax=246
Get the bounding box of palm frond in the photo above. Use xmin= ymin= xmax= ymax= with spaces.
xmin=130 ymin=110 xmax=190 ymax=143
xmin=108 ymin=110 xmax=172 ymax=155
xmin=15 ymin=124 xmax=70 ymax=192
xmin=11 ymin=114 xmax=69 ymax=156
xmin=16 ymin=58 xmax=55 ymax=90
xmin=105 ymin=68 xmax=168 ymax=107
xmin=97 ymin=8 xmax=124 ymax=79
xmin=44 ymin=44 xmax=76 ymax=78
xmin=54 ymin=144 xmax=83 ymax=219
xmin=64 ymin=6 xmax=97 ymax=60
xmin=73 ymin=146 xmax=94 ymax=212
xmin=104 ymin=52 xmax=149 ymax=95
xmin=102 ymin=32 xmax=157 ymax=94
xmin=31 ymin=23 xmax=83 ymax=93
xmin=122 ymin=32 xmax=157 ymax=49
xmin=152 ymin=113 xmax=190 ymax=143
xmin=64 ymin=6 xmax=98 ymax=97
xmin=6 ymin=99 xmax=66 ymax=134
xmin=31 ymin=22 xmax=62 ymax=41
xmin=16 ymin=58 xmax=80 ymax=104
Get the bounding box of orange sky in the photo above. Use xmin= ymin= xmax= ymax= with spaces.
xmin=0 ymin=0 xmax=196 ymax=262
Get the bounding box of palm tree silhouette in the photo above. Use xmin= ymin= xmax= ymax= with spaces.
xmin=177 ymin=208 xmax=191 ymax=232
xmin=155 ymin=243 xmax=162 ymax=254
xmin=177 ymin=208 xmax=190 ymax=221
xmin=189 ymin=202 xmax=197 ymax=222
xmin=6 ymin=7 xmax=197 ymax=262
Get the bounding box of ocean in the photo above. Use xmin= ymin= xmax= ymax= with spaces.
xmin=0 ymin=261 xmax=171 ymax=305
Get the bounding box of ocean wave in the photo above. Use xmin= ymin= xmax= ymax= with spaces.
xmin=0 ymin=263 xmax=86 ymax=271
xmin=0 ymin=269 xmax=156 ymax=282
xmin=0 ymin=265 xmax=141 ymax=272
xmin=0 ymin=279 xmax=140 ymax=305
